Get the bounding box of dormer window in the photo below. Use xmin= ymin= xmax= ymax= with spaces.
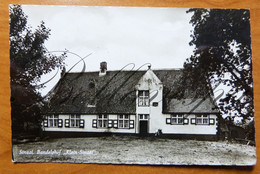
xmin=138 ymin=90 xmax=149 ymax=106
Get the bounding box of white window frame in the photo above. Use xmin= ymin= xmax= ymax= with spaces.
xmin=171 ymin=114 xmax=183 ymax=125
xmin=70 ymin=115 xmax=81 ymax=128
xmin=138 ymin=90 xmax=149 ymax=106
xmin=196 ymin=114 xmax=209 ymax=125
xmin=118 ymin=114 xmax=130 ymax=128
xmin=139 ymin=114 xmax=149 ymax=120
xmin=97 ymin=114 xmax=108 ymax=128
xmin=48 ymin=115 xmax=59 ymax=127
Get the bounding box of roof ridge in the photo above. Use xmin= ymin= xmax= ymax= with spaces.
xmin=65 ymin=68 xmax=183 ymax=74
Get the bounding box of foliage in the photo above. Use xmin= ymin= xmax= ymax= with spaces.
xmin=10 ymin=5 xmax=66 ymax=136
xmin=184 ymin=9 xmax=253 ymax=121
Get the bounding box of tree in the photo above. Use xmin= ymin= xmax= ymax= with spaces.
xmin=10 ymin=5 xmax=66 ymax=137
xmin=184 ymin=9 xmax=253 ymax=122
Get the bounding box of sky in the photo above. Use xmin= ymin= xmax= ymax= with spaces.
xmin=21 ymin=5 xmax=195 ymax=95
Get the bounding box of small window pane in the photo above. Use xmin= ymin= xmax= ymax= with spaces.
xmin=178 ymin=118 xmax=183 ymax=124
xmin=98 ymin=120 xmax=102 ymax=127
xmin=54 ymin=120 xmax=57 ymax=126
xmin=124 ymin=120 xmax=129 ymax=127
xmin=76 ymin=120 xmax=80 ymax=127
xmin=152 ymin=102 xmax=158 ymax=106
xmin=49 ymin=120 xmax=53 ymax=127
xmin=119 ymin=120 xmax=123 ymax=128
xmin=103 ymin=120 xmax=108 ymax=127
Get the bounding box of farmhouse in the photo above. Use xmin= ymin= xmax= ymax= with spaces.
xmin=42 ymin=62 xmax=220 ymax=139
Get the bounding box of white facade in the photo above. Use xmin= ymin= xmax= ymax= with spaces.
xmin=43 ymin=68 xmax=218 ymax=136
xmin=43 ymin=114 xmax=136 ymax=133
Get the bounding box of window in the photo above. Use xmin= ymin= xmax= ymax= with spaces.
xmin=93 ymin=115 xmax=134 ymax=129
xmin=166 ymin=114 xmax=188 ymax=125
xmin=196 ymin=115 xmax=202 ymax=124
xmin=118 ymin=114 xmax=130 ymax=128
xmin=70 ymin=115 xmax=81 ymax=128
xmin=171 ymin=114 xmax=183 ymax=125
xmin=152 ymin=102 xmax=158 ymax=107
xmin=48 ymin=115 xmax=59 ymax=127
xmin=97 ymin=114 xmax=108 ymax=128
xmin=191 ymin=114 xmax=214 ymax=125
xmin=43 ymin=115 xmax=62 ymax=128
xmin=138 ymin=90 xmax=149 ymax=106
xmin=139 ymin=114 xmax=149 ymax=120
xmin=196 ymin=114 xmax=209 ymax=125
xmin=203 ymin=115 xmax=209 ymax=124
xmin=64 ymin=115 xmax=84 ymax=128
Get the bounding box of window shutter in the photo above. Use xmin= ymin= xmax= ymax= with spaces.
xmin=113 ymin=120 xmax=118 ymax=128
xmin=79 ymin=119 xmax=85 ymax=128
xmin=191 ymin=118 xmax=196 ymax=124
xmin=183 ymin=118 xmax=189 ymax=125
xmin=92 ymin=119 xmax=97 ymax=128
xmin=43 ymin=119 xmax=48 ymax=127
xmin=166 ymin=118 xmax=171 ymax=124
xmin=65 ymin=119 xmax=70 ymax=128
xmin=58 ymin=119 xmax=63 ymax=128
xmin=108 ymin=120 xmax=113 ymax=128
xmin=129 ymin=120 xmax=134 ymax=129
xmin=209 ymin=118 xmax=215 ymax=125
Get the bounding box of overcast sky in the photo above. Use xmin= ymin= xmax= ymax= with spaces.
xmin=21 ymin=5 xmax=195 ymax=95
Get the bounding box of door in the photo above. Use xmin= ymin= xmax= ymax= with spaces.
xmin=139 ymin=120 xmax=148 ymax=136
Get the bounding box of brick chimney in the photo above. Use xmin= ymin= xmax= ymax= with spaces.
xmin=61 ymin=66 xmax=66 ymax=77
xmin=99 ymin=61 xmax=107 ymax=76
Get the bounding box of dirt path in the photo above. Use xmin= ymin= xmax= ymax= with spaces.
xmin=12 ymin=136 xmax=256 ymax=165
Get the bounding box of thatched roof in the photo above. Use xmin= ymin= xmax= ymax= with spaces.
xmin=43 ymin=69 xmax=218 ymax=114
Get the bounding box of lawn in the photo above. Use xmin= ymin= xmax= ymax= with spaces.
xmin=12 ymin=136 xmax=256 ymax=166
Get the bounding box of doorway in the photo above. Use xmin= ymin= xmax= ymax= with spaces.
xmin=138 ymin=114 xmax=149 ymax=136
xmin=139 ymin=120 xmax=148 ymax=136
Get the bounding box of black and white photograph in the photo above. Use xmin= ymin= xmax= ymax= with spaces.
xmin=10 ymin=5 xmax=256 ymax=165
